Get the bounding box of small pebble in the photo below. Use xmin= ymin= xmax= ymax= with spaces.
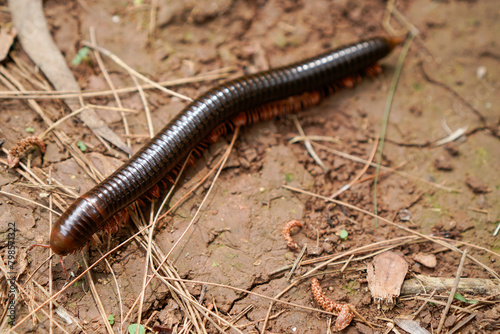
xmin=307 ymin=245 xmax=323 ymax=256
xmin=398 ymin=209 xmax=411 ymax=222
xmin=476 ymin=66 xmax=487 ymax=79
xmin=434 ymin=155 xmax=454 ymax=171
xmin=413 ymin=252 xmax=437 ymax=268
xmin=466 ymin=176 xmax=490 ymax=194
xmin=444 ymin=142 xmax=460 ymax=156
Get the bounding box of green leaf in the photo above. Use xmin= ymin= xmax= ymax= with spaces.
xmin=71 ymin=47 xmax=90 ymax=66
xmin=183 ymin=32 xmax=193 ymax=43
xmin=25 ymin=126 xmax=35 ymax=133
xmin=454 ymin=293 xmax=467 ymax=302
xmin=77 ymin=141 xmax=87 ymax=152
xmin=339 ymin=229 xmax=348 ymax=240
xmin=454 ymin=293 xmax=478 ymax=304
xmin=274 ymin=31 xmax=287 ymax=48
xmin=411 ymin=82 xmax=423 ymax=91
xmin=107 ymin=314 xmax=115 ymax=325
xmin=128 ymin=324 xmax=145 ymax=334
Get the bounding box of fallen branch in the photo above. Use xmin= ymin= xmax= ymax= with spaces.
xmin=401 ymin=274 xmax=500 ymax=296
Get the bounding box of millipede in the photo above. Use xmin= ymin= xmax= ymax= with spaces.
xmin=45 ymin=36 xmax=401 ymax=256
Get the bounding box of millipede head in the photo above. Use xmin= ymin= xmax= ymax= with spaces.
xmin=50 ymin=227 xmax=82 ymax=256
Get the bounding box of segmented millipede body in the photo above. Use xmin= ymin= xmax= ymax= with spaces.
xmin=311 ymin=277 xmax=355 ymax=331
xmin=50 ymin=37 xmax=400 ymax=256
xmin=283 ymin=220 xmax=304 ymax=251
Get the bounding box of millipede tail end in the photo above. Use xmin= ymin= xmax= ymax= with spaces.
xmin=385 ymin=36 xmax=405 ymax=52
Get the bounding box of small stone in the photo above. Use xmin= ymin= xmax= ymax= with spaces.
xmin=465 ymin=176 xmax=490 ymax=194
xmin=309 ymin=165 xmax=325 ymax=176
xmin=332 ymin=159 xmax=346 ymax=170
xmin=238 ymin=156 xmax=250 ymax=169
xmin=434 ymin=155 xmax=453 ymax=171
xmin=476 ymin=66 xmax=487 ymax=79
xmin=444 ymin=315 xmax=457 ymax=328
xmin=421 ymin=312 xmax=432 ymax=326
xmin=412 ymin=253 xmax=437 ymax=268
xmin=307 ymin=245 xmax=323 ymax=256
xmin=322 ymin=242 xmax=333 ymax=253
xmin=243 ymin=147 xmax=258 ymax=162
xmin=398 ymin=209 xmax=411 ymax=222
xmin=444 ymin=142 xmax=460 ymax=156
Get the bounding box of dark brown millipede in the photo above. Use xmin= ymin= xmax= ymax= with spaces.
xmin=48 ymin=36 xmax=401 ymax=256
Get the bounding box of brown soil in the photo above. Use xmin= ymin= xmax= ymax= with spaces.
xmin=1 ymin=0 xmax=499 ymax=333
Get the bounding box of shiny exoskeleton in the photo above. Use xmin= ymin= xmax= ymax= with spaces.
xmin=50 ymin=37 xmax=400 ymax=255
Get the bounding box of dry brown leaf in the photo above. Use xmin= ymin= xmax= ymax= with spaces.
xmin=394 ymin=318 xmax=430 ymax=334
xmin=367 ymin=251 xmax=408 ymax=310
xmin=0 ymin=25 xmax=17 ymax=61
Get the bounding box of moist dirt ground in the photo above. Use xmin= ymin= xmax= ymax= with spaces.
xmin=0 ymin=0 xmax=499 ymax=333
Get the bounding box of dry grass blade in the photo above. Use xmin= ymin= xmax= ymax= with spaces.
xmin=437 ymin=248 xmax=468 ymax=334
xmin=131 ymin=73 xmax=155 ymax=138
xmin=0 ymin=65 xmax=54 ymax=126
xmin=95 ymin=247 xmax=125 ymax=333
xmin=270 ymin=235 xmax=422 ymax=276
xmin=1 ymin=62 xmax=110 ymax=184
xmin=165 ymin=127 xmax=240 ymax=260
xmin=292 ymin=115 xmax=329 ymax=172
xmin=13 ymin=283 xmax=73 ymax=334
xmin=148 ymin=0 xmax=158 ymax=42
xmin=414 ymin=296 xmax=475 ymax=314
xmin=234 ymin=310 xmax=285 ymax=329
xmin=89 ymin=27 xmax=132 ymax=152
xmin=286 ymin=245 xmax=307 ymax=281
xmin=383 ymin=0 xmax=420 ymax=36
xmin=31 ymin=280 xmax=87 ymax=332
xmin=82 ymin=41 xmax=192 ymax=102
xmin=155 ymin=276 xmax=347 ymax=317
xmin=116 ymin=130 xmax=242 ymax=333
xmin=0 ymin=71 xmax=233 ymax=99
xmin=372 ymin=34 xmax=414 ymax=226
xmin=47 ymin=171 xmax=55 ymax=333
xmin=411 ymin=290 xmax=436 ymax=319
xmin=292 ymin=139 xmax=460 ymax=193
xmin=136 ymin=209 xmax=156 ymax=334
xmin=282 ymin=185 xmax=500 ymax=281
xmin=81 ymin=256 xmax=114 ymax=334
xmin=448 ymin=313 xmax=477 ymax=334
xmin=154 ymin=130 xmax=242 ymax=332
xmin=1 ymin=149 xmax=71 ymax=212
xmin=9 ymin=0 xmax=132 ymax=154
xmin=153 ymin=276 xmax=242 ymax=334
xmin=433 ymin=237 xmax=500 ymax=260
xmin=0 ymin=190 xmax=61 ymax=216
xmin=434 ymin=126 xmax=468 ymax=147
xmin=41 ymin=105 xmax=137 ymax=139
xmin=330 ymin=136 xmax=379 ymax=198
xmin=8 ymin=221 xmax=156 ymax=332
